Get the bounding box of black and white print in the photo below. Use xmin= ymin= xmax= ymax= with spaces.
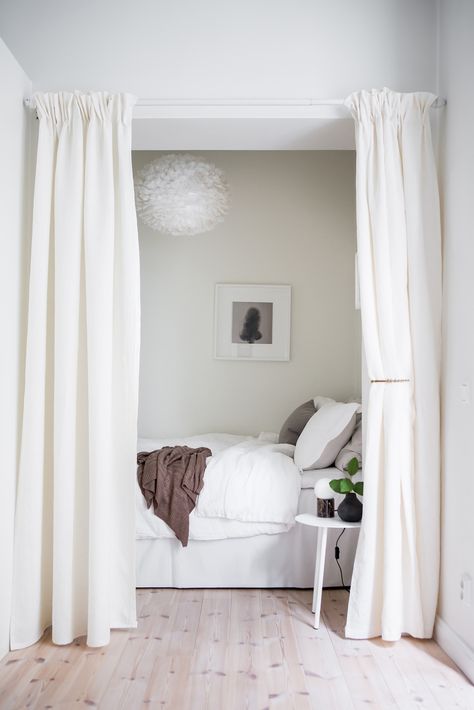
xmin=231 ymin=301 xmax=273 ymax=344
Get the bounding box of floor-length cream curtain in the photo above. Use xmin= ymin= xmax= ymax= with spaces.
xmin=345 ymin=89 xmax=442 ymax=640
xmin=11 ymin=92 xmax=140 ymax=649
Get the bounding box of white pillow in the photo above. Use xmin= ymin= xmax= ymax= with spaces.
xmin=294 ymin=401 xmax=360 ymax=471
xmin=313 ymin=395 xmax=336 ymax=410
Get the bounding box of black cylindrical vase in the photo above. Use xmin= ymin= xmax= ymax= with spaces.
xmin=338 ymin=493 xmax=363 ymax=523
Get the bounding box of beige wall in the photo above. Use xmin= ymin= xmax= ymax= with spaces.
xmin=0 ymin=38 xmax=32 ymax=659
xmin=135 ymin=151 xmax=360 ymax=438
xmin=436 ymin=0 xmax=474 ymax=681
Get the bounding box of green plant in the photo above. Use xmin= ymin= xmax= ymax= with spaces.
xmin=329 ymin=457 xmax=364 ymax=496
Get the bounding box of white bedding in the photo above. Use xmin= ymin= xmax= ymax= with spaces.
xmin=195 ymin=438 xmax=299 ymax=523
xmin=136 ymin=433 xmax=301 ymax=540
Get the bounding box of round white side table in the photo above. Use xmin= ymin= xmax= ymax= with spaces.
xmin=295 ymin=513 xmax=361 ymax=628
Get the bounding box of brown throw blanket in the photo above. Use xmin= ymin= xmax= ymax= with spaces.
xmin=137 ymin=446 xmax=211 ymax=547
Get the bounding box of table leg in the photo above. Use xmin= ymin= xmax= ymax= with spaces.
xmin=312 ymin=527 xmax=328 ymax=628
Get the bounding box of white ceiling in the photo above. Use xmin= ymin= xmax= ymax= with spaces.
xmin=1 ymin=0 xmax=437 ymax=151
xmin=132 ymin=117 xmax=355 ymax=151
xmin=131 ymin=103 xmax=356 ymax=150
xmin=0 ymin=0 xmax=437 ymax=99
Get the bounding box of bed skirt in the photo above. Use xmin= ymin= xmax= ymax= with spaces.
xmin=136 ymin=488 xmax=359 ymax=588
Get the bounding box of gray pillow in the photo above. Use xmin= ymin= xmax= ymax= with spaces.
xmin=335 ymin=416 xmax=363 ymax=471
xmin=278 ymin=400 xmax=316 ymax=445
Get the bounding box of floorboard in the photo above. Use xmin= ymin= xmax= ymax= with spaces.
xmin=0 ymin=589 xmax=472 ymax=710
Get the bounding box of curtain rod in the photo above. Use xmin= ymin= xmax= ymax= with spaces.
xmin=136 ymin=97 xmax=447 ymax=108
xmin=23 ymin=96 xmax=447 ymax=110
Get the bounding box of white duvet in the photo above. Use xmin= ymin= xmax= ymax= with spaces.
xmin=136 ymin=433 xmax=301 ymax=541
xmin=195 ymin=438 xmax=299 ymax=523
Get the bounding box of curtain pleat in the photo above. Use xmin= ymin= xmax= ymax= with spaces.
xmin=345 ymin=88 xmax=442 ymax=641
xmin=11 ymin=92 xmax=140 ymax=649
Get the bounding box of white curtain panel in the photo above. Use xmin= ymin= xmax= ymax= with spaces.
xmin=345 ymin=89 xmax=442 ymax=641
xmin=11 ymin=93 xmax=140 ymax=649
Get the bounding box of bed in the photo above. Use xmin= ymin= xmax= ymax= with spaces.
xmin=135 ymin=432 xmax=360 ymax=588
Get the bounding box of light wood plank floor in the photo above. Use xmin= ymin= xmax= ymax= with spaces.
xmin=0 ymin=589 xmax=473 ymax=709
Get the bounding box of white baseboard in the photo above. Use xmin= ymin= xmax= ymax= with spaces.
xmin=434 ymin=615 xmax=474 ymax=684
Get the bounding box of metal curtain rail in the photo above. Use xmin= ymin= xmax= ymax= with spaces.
xmin=136 ymin=97 xmax=447 ymax=108
xmin=23 ymin=96 xmax=448 ymax=110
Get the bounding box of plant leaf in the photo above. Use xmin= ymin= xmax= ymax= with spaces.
xmin=331 ymin=478 xmax=354 ymax=494
xmin=339 ymin=478 xmax=354 ymax=494
xmin=345 ymin=457 xmax=360 ymax=477
xmin=353 ymin=481 xmax=364 ymax=496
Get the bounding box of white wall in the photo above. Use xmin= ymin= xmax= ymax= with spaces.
xmin=136 ymin=150 xmax=360 ymax=438
xmin=436 ymin=0 xmax=474 ymax=682
xmin=0 ymin=0 xmax=437 ymax=98
xmin=0 ymin=39 xmax=32 ymax=659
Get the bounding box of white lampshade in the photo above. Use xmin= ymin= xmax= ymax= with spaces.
xmin=134 ymin=153 xmax=230 ymax=236
xmin=314 ymin=478 xmax=334 ymax=500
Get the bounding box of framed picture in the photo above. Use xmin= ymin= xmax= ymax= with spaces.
xmin=214 ymin=284 xmax=291 ymax=361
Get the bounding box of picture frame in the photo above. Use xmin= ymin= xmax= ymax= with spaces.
xmin=214 ymin=283 xmax=291 ymax=361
